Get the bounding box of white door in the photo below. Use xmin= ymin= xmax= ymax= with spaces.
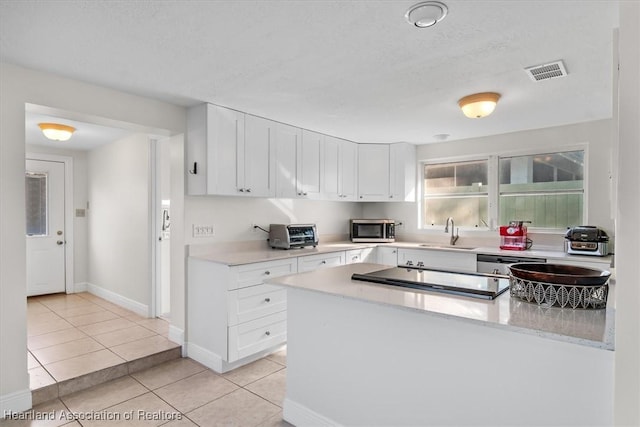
xmin=26 ymin=159 xmax=66 ymax=296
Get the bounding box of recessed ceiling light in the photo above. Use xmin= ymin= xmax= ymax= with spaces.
xmin=405 ymin=1 xmax=448 ymax=28
xmin=433 ymin=134 xmax=450 ymax=141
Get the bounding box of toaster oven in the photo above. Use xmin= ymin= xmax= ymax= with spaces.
xmin=269 ymin=224 xmax=318 ymax=250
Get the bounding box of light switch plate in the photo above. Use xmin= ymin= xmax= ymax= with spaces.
xmin=193 ymin=224 xmax=214 ymax=237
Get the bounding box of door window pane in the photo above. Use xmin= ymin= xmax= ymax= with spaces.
xmin=26 ymin=172 xmax=48 ymax=236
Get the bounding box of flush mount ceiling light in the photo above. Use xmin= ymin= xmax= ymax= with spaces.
xmin=38 ymin=123 xmax=76 ymax=141
xmin=405 ymin=1 xmax=448 ymax=28
xmin=458 ymin=92 xmax=501 ymax=119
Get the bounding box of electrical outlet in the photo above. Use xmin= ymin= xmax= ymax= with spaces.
xmin=193 ymin=224 xmax=214 ymax=237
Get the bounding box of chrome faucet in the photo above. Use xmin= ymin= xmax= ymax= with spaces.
xmin=444 ymin=217 xmax=459 ymax=246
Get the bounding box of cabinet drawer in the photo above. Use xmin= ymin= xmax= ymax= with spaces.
xmin=228 ymin=311 xmax=287 ymax=362
xmin=232 ymin=258 xmax=297 ymax=290
xmin=346 ymin=248 xmax=375 ymax=264
xmin=228 ymin=284 xmax=286 ymax=326
xmin=298 ymin=251 xmax=345 ymax=273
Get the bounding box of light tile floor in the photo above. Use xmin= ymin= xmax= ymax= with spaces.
xmin=26 ymin=293 xmax=179 ymax=390
xmin=1 ymin=351 xmax=291 ymax=427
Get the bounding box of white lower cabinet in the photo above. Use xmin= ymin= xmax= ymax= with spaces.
xmin=187 ymin=257 xmax=296 ymax=373
xmin=228 ymin=311 xmax=287 ymax=362
xmin=377 ymin=246 xmax=399 ymax=266
xmin=345 ymin=248 xmax=376 ymax=264
xmin=298 ymin=251 xmax=345 ymax=272
xmin=397 ymin=248 xmax=476 ymax=272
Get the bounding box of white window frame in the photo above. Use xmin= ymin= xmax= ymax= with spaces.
xmin=418 ymin=144 xmax=588 ymax=234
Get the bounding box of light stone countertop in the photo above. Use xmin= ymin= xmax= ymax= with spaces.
xmin=266 ymin=262 xmax=616 ymax=351
xmin=188 ymin=241 xmax=378 ymax=265
xmin=189 ymin=240 xmax=613 ymax=267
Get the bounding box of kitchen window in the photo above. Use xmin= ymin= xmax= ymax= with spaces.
xmin=422 ymin=149 xmax=585 ymax=231
xmin=423 ymin=160 xmax=489 ymax=228
xmin=499 ymin=151 xmax=584 ymax=229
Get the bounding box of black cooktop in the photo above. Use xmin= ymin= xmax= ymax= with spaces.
xmin=351 ymin=267 xmax=509 ymax=300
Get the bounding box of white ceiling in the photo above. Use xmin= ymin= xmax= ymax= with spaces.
xmin=0 ymin=1 xmax=619 ymax=144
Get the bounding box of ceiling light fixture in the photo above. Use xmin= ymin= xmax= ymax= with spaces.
xmin=405 ymin=1 xmax=448 ymax=28
xmin=458 ymin=92 xmax=501 ymax=118
xmin=38 ymin=123 xmax=76 ymax=141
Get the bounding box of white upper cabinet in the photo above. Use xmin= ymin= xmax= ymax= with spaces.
xmin=389 ymin=142 xmax=417 ymax=202
xmin=298 ymin=130 xmax=322 ymax=199
xmin=243 ymin=115 xmax=276 ymax=197
xmin=187 ymin=103 xmax=413 ymax=202
xmin=339 ymin=139 xmax=358 ymax=200
xmin=357 ymin=144 xmax=390 ymax=201
xmin=186 ymin=104 xmax=274 ymax=197
xmin=187 ymin=103 xmax=245 ymax=195
xmin=273 ymin=122 xmax=301 ymax=199
xmin=322 ymin=136 xmax=357 ymax=201
xmin=274 ymin=126 xmax=323 ymax=199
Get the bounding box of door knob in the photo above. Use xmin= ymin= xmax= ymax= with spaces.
xmin=56 ymin=240 xmax=64 ymax=245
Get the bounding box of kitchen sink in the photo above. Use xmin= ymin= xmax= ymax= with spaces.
xmin=419 ymin=244 xmax=476 ymax=250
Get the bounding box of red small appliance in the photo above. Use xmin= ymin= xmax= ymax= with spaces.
xmin=499 ymin=221 xmax=531 ymax=251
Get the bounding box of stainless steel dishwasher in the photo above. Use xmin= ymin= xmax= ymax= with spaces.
xmin=476 ymin=254 xmax=546 ymax=275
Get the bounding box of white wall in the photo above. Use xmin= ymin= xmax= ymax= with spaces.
xmin=364 ymin=119 xmax=614 ymax=249
xmin=185 ymin=197 xmax=362 ymax=245
xmin=0 ymin=62 xmax=185 ymax=414
xmin=613 ymin=1 xmax=640 ymax=424
xmin=25 ymin=144 xmax=89 ymax=286
xmin=87 ymin=134 xmax=151 ymax=307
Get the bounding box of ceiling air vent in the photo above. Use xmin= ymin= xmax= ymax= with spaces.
xmin=524 ymin=60 xmax=568 ymax=82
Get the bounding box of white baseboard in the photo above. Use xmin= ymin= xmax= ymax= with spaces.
xmin=86 ymin=283 xmax=148 ymax=317
xmin=0 ymin=388 xmax=32 ymax=419
xmin=168 ymin=325 xmax=185 ymax=355
xmin=186 ymin=342 xmax=286 ymax=374
xmin=186 ymin=342 xmax=223 ymax=372
xmin=72 ymin=282 xmax=88 ymax=293
xmin=283 ymin=398 xmax=341 ymax=427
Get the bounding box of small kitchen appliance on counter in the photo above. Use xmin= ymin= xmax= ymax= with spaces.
xmin=269 ymin=224 xmax=318 ymax=249
xmin=499 ymin=221 xmax=532 ymax=251
xmin=350 ymin=219 xmax=395 ymax=243
xmin=564 ymin=226 xmax=609 ymax=256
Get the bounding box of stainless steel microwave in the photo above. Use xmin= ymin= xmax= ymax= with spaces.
xmin=350 ymin=219 xmax=395 ymax=243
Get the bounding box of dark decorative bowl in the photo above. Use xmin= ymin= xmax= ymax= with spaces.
xmin=508 ymin=263 xmax=611 ymax=286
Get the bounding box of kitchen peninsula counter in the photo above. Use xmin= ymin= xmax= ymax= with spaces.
xmin=267 ymin=263 xmax=615 ymax=350
xmin=267 ymin=263 xmax=615 ymax=426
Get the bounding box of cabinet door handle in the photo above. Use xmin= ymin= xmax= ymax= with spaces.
xmin=359 ymin=196 xmax=363 ymax=199
xmin=264 ymin=270 xmax=271 ymax=275
xmin=392 ymin=250 xmax=396 ymax=254
xmin=389 ymin=195 xmax=393 ymax=198
xmin=265 ymin=331 xmax=271 ymax=336
xmin=246 ymin=188 xmax=251 ymax=193
xmin=303 ymin=192 xmax=308 ymax=196
xmin=321 ymin=260 xmax=327 ymax=264
xmin=265 ymin=297 xmax=271 ymax=303
xmin=238 ymin=188 xmax=245 ymax=192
